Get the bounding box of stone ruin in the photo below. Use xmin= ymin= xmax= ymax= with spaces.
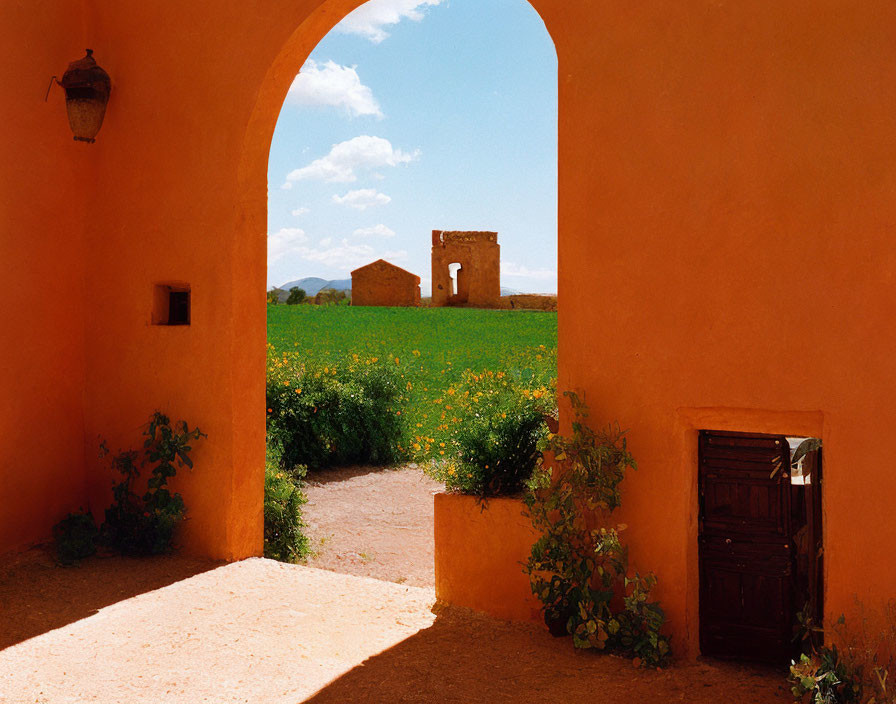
xmin=430 ymin=230 xmax=500 ymax=307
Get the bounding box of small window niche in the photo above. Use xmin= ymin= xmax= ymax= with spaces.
xmin=152 ymin=283 xmax=191 ymax=326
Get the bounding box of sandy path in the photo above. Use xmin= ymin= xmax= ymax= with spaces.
xmin=302 ymin=464 xmax=442 ymax=587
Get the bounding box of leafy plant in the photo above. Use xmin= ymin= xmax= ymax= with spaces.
xmin=267 ymin=288 xmax=283 ymax=305
xmin=264 ymin=446 xmax=310 ymax=563
xmin=267 ymin=354 xmax=408 ymax=471
xmin=425 ymin=370 xmax=554 ymax=497
xmin=792 ymin=609 xmax=896 ymax=704
xmin=52 ymin=509 xmax=99 ymax=565
xmin=286 ymin=287 xmax=306 ymax=305
xmin=102 ymin=412 xmax=205 ymax=555
xmin=790 ymin=643 xmax=860 ymax=704
xmin=524 ymin=391 xmax=670 ymax=666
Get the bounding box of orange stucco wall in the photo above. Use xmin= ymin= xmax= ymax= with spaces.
xmin=0 ymin=0 xmax=91 ymax=554
xmin=4 ymin=0 xmax=896 ymax=659
xmin=434 ymin=493 xmax=542 ymax=622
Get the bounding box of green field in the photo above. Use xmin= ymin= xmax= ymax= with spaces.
xmin=267 ymin=305 xmax=557 ymax=442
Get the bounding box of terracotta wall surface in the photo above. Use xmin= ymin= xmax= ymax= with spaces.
xmin=434 ymin=493 xmax=542 ymax=622
xmin=4 ymin=0 xmax=896 ymax=659
xmin=351 ymin=260 xmax=421 ymax=307
xmin=0 ymin=0 xmax=91 ymax=553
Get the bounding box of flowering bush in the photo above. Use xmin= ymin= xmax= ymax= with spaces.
xmin=267 ymin=306 xmax=557 ymax=458
xmin=424 ymin=370 xmax=555 ymax=497
xmin=266 ymin=347 xmax=409 ymax=470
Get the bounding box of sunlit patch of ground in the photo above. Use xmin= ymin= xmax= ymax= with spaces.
xmin=1 ymin=553 xmax=790 ymax=703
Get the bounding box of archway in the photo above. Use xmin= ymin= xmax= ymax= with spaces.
xmin=254 ymin=0 xmax=558 ymax=583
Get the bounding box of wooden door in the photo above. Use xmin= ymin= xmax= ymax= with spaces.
xmin=699 ymin=431 xmax=794 ymax=664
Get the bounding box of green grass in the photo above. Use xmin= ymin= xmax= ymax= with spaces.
xmin=267 ymin=305 xmax=557 ymax=447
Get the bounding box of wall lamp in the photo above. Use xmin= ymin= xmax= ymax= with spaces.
xmin=47 ymin=49 xmax=111 ymax=143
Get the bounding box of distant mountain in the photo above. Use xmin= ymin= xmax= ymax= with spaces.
xmin=500 ymin=287 xmax=523 ymax=296
xmin=322 ymin=279 xmax=352 ymax=292
xmin=278 ymin=277 xmax=329 ymax=296
xmin=271 ymin=277 xmax=352 ymax=302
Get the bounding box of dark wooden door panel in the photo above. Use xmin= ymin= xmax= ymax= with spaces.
xmin=702 ymin=476 xmax=788 ymax=536
xmin=699 ymin=430 xmax=795 ymax=665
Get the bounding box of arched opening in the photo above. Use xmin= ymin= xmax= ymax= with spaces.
xmin=257 ymin=0 xmax=557 ymax=583
xmin=447 ymin=262 xmax=462 ymax=300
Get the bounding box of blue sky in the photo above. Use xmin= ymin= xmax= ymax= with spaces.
xmin=267 ymin=0 xmax=557 ymax=294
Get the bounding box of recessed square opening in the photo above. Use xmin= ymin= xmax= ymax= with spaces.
xmin=152 ymin=283 xmax=191 ymax=326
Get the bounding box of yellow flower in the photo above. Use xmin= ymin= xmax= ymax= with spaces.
xmin=533 ymin=390 xmax=544 ymax=399
xmin=295 ymin=388 xmax=302 ymax=394
xmin=447 ymin=388 xmax=455 ymax=395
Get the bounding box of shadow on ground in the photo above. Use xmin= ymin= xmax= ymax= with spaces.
xmin=304 ymin=605 xmax=792 ymax=704
xmin=0 ymin=547 xmax=220 ymax=650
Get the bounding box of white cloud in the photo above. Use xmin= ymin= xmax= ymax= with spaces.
xmin=291 ymin=206 xmax=310 ymax=217
xmin=382 ymin=249 xmax=409 ymax=262
xmin=300 ymin=239 xmax=377 ymax=271
xmin=353 ymin=224 xmax=396 ymax=238
xmin=269 ymin=234 xmax=405 ymax=272
xmin=286 ymin=60 xmax=382 ymax=118
xmin=332 ymin=188 xmax=392 ymax=210
xmin=337 ymin=0 xmax=443 ymax=43
xmin=268 ymin=227 xmax=309 ymax=262
xmin=502 ymin=262 xmax=557 ymax=280
xmin=284 ymin=136 xmax=419 ymax=185
xmin=281 ymin=182 xmax=293 ymax=190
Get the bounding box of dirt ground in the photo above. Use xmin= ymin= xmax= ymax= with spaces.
xmin=302 ymin=464 xmax=441 ymax=587
xmin=0 ymin=552 xmax=791 ymax=703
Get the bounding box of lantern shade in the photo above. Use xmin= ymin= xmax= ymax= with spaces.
xmin=59 ymin=50 xmax=110 ymax=143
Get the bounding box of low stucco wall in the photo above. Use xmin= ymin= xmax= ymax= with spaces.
xmin=434 ymin=492 xmax=542 ymax=622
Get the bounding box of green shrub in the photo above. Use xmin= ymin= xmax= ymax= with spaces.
xmin=102 ymin=412 xmax=205 ymax=555
xmin=790 ymin=645 xmax=860 ymax=704
xmin=790 ymin=609 xmax=896 ymax=704
xmin=424 ymin=370 xmax=554 ymax=497
xmin=52 ymin=510 xmax=99 ymax=565
xmin=266 ymin=351 xmax=408 ymax=470
xmin=264 ymin=449 xmax=310 ymax=563
xmin=524 ymin=391 xmax=670 ymax=667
